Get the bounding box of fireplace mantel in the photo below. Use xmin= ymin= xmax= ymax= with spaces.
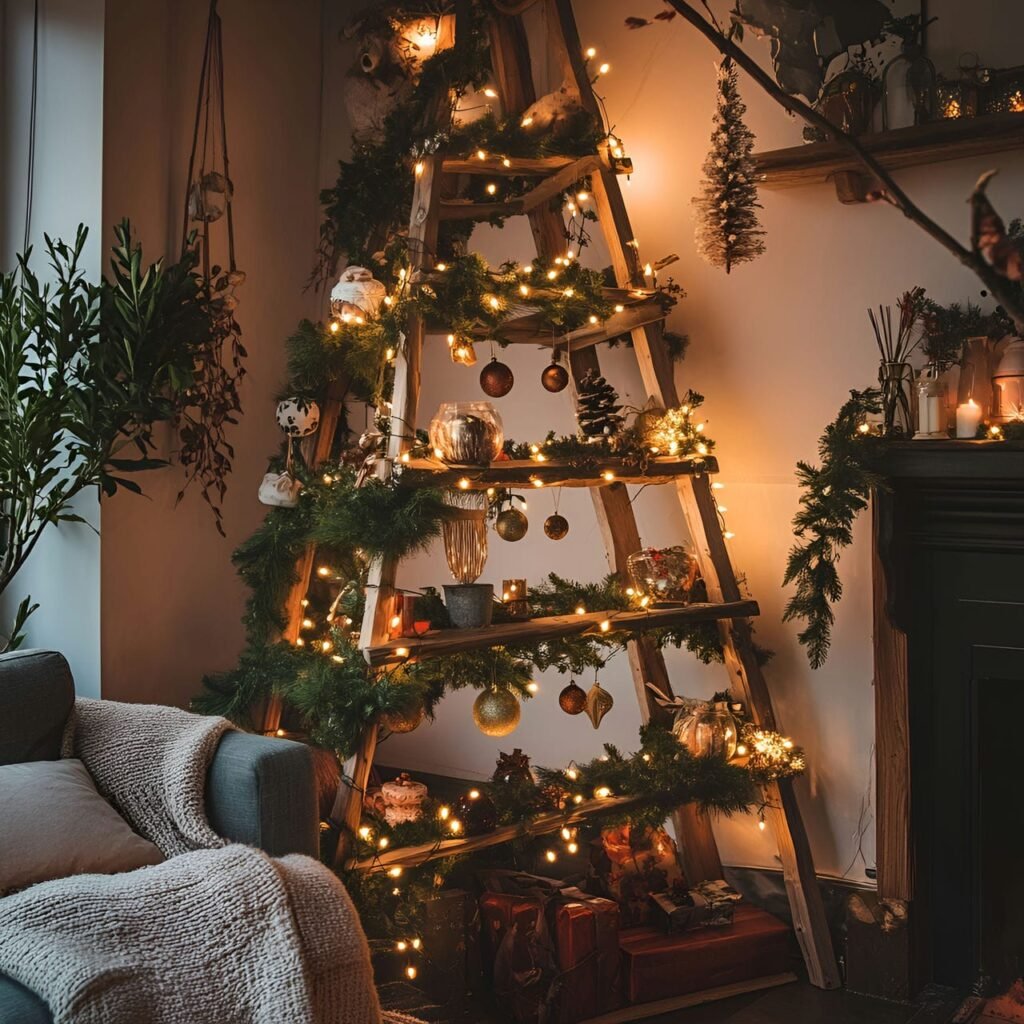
xmin=870 ymin=439 xmax=1024 ymax=997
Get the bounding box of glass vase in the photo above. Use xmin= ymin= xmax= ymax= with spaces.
xmin=882 ymin=47 xmax=937 ymax=129
xmin=428 ymin=401 xmax=503 ymax=464
xmin=879 ymin=361 xmax=914 ymax=436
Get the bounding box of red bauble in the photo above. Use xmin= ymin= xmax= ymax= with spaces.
xmin=480 ymin=358 xmax=514 ymax=398
xmin=541 ymin=361 xmax=569 ymax=393
xmin=558 ymin=679 xmax=587 ymax=715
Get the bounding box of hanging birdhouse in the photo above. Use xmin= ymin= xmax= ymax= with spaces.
xmin=330 ymin=266 xmax=387 ymax=320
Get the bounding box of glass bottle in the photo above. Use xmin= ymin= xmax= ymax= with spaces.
xmin=914 ymin=363 xmax=948 ymax=439
xmin=882 ymin=32 xmax=937 ymax=129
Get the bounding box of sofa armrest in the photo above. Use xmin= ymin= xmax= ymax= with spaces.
xmin=205 ymin=732 xmax=319 ymax=858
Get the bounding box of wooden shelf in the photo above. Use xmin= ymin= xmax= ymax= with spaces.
xmin=753 ymin=112 xmax=1024 ymax=203
xmin=398 ymin=453 xmax=717 ymax=490
xmin=362 ymin=600 xmax=759 ymax=667
xmin=352 ymin=794 xmax=641 ymax=871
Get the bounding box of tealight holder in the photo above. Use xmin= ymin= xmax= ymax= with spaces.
xmin=501 ymin=579 xmax=530 ymax=620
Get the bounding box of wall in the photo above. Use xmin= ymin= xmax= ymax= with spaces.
xmin=376 ymin=1 xmax=1024 ymax=882
xmin=99 ymin=0 xmax=325 ymax=706
xmin=1 ymin=0 xmax=106 ymax=697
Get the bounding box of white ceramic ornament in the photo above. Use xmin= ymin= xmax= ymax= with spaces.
xmin=520 ymin=82 xmax=584 ymax=132
xmin=330 ymin=266 xmax=387 ymax=319
xmin=258 ymin=471 xmax=302 ymax=508
xmin=275 ymin=398 xmax=320 ymax=437
xmin=381 ymin=773 xmax=428 ymax=826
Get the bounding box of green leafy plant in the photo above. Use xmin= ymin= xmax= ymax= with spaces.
xmin=0 ymin=223 xmax=214 ymax=649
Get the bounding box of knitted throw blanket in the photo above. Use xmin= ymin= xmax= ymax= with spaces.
xmin=0 ymin=698 xmax=391 ymax=1024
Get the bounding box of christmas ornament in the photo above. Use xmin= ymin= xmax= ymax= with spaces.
xmin=693 ymin=60 xmax=765 ymax=274
xmin=380 ymin=703 xmax=426 ymax=735
xmin=584 ymin=681 xmax=614 ymax=729
xmin=473 ymin=688 xmax=521 ymax=737
xmin=675 ymin=700 xmax=739 ymax=759
xmin=576 ymin=370 xmax=623 ymax=440
xmin=429 ymin=401 xmax=503 ymax=464
xmin=495 ymin=507 xmax=528 ymax=542
xmin=381 ymin=773 xmax=428 ymax=826
xmin=276 ymin=397 xmax=320 ymax=437
xmin=493 ymin=748 xmax=533 ymax=785
xmin=453 ymin=788 xmax=498 ymax=835
xmin=541 ymin=360 xmax=569 ymax=393
xmin=330 ymin=265 xmax=387 ymax=319
xmin=258 ymin=470 xmax=302 ymax=508
xmin=480 ymin=357 xmax=514 ymax=398
xmin=519 ymin=83 xmax=584 ymax=133
xmin=627 ymin=545 xmax=699 ymax=604
xmin=558 ymin=679 xmax=587 ymax=715
xmin=543 ymin=513 xmax=569 ymax=540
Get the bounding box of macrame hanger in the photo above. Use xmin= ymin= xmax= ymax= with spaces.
xmin=22 ymin=0 xmax=40 ymax=254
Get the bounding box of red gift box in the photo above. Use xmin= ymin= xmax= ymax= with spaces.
xmin=619 ymin=905 xmax=795 ymax=1004
xmin=480 ymin=887 xmax=622 ymax=1023
xmin=591 ymin=825 xmax=684 ymax=927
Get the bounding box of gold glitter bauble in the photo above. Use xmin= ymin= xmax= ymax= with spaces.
xmin=380 ymin=703 xmax=426 ymax=734
xmin=472 ymin=689 xmax=521 ymax=737
xmin=495 ymin=507 xmax=528 ymax=542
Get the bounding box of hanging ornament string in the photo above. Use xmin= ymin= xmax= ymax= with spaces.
xmin=22 ymin=0 xmax=40 ymax=253
xmin=178 ymin=0 xmax=246 ymax=535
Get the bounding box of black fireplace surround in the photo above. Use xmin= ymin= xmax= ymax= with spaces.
xmin=877 ymin=442 xmax=1024 ymax=992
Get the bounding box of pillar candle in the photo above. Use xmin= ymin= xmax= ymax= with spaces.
xmin=955 ymin=399 xmax=983 ymax=438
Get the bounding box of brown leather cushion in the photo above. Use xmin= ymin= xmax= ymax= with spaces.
xmin=0 ymin=759 xmax=164 ymax=894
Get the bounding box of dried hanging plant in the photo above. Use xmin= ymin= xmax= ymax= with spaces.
xmin=179 ymin=0 xmax=246 ymax=535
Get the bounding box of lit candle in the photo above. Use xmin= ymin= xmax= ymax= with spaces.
xmin=501 ymin=579 xmax=529 ymax=621
xmin=956 ymin=398 xmax=983 ymax=439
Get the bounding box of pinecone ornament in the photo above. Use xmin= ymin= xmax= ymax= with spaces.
xmin=576 ymin=369 xmax=624 ymax=440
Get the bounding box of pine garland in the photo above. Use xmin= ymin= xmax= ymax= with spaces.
xmin=783 ymin=390 xmax=888 ymax=668
xmin=693 ymin=60 xmax=765 ymax=273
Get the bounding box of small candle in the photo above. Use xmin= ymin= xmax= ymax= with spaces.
xmin=956 ymin=399 xmax=983 ymax=439
xmin=502 ymin=579 xmax=530 ymax=620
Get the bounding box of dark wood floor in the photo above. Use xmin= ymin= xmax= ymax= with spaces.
xmin=380 ymin=979 xmax=967 ymax=1024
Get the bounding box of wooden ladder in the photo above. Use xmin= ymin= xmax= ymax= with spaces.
xmin=278 ymin=0 xmax=839 ymax=991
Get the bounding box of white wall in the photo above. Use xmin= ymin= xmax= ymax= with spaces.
xmin=378 ymin=1 xmax=1024 ymax=882
xmin=1 ymin=0 xmax=105 ymax=698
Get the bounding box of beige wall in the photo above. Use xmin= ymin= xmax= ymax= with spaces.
xmin=380 ymin=1 xmax=1024 ymax=881
xmin=100 ymin=0 xmax=324 ymax=706
xmin=96 ymin=1 xmax=1024 ymax=881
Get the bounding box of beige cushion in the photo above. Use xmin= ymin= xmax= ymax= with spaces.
xmin=0 ymin=758 xmax=164 ymax=894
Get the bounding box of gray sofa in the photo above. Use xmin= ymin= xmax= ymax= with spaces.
xmin=0 ymin=649 xmax=319 ymax=1024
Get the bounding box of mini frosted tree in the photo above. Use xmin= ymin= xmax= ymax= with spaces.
xmin=693 ymin=59 xmax=765 ymax=274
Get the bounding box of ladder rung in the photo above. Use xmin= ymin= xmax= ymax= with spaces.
xmin=397 ymin=454 xmax=718 ymax=491
xmin=351 ymin=794 xmax=640 ymax=871
xmin=442 ymin=155 xmax=579 ymax=176
xmin=361 ymin=601 xmax=759 ymax=667
xmin=490 ymin=294 xmax=667 ymax=350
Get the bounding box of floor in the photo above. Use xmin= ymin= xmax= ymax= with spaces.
xmin=381 ymin=979 xmax=967 ymax=1024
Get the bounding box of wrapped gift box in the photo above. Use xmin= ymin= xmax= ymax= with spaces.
xmin=590 ymin=825 xmax=683 ymax=927
xmin=619 ymin=905 xmax=794 ymax=1004
xmin=650 ymin=878 xmax=744 ymax=932
xmin=480 ymin=882 xmax=622 ymax=1023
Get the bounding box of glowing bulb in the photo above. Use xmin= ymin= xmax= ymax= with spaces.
xmin=468 ymin=789 xmax=480 ymax=800
xmin=486 ymin=183 xmax=497 ymax=195
xmin=521 ymin=115 xmax=534 ymax=127
xmin=378 ymin=837 xmax=389 ymax=850
xmin=396 ymin=940 xmax=407 ymax=951
xmin=476 ymin=149 xmax=487 ymax=160
xmin=330 ymin=321 xmax=340 ymax=334
xmin=595 ymin=786 xmax=611 ymax=799
xmin=519 ymin=284 xmax=530 ymax=297
xmin=602 ymin=470 xmax=615 ymax=481
xmin=449 ymin=819 xmax=462 ymax=834
xmin=458 ymin=477 xmax=470 ymax=489
xmin=532 ymin=478 xmax=543 ymax=488
xmin=724 ymin=531 xmax=735 ymax=540
xmin=712 ymin=482 xmax=725 ymax=490
xmin=411 ymin=938 xmax=422 ymax=950
xmin=545 ymin=850 xmax=557 ymax=863
xmin=435 ymin=262 xmax=447 ymax=271
xmin=758 ymin=816 xmax=766 ymax=832
xmin=573 ymin=794 xmax=583 ymax=804
xmin=414 ymin=161 xmax=424 ymax=177
xmin=576 ymin=191 xmax=589 ymax=202
xmin=598 ymin=63 xmax=610 ymax=75
xmin=484 ymin=87 xmax=498 ymax=98
xmin=385 ymin=347 xmax=395 ymax=361
xmin=585 ymin=46 xmax=597 ymax=58
xmin=526 ymin=682 xmax=539 ymax=694
xmin=301 ymin=617 xmax=314 ymax=629
xmin=447 ymin=333 xmax=455 ymax=347
xmin=321 ymin=640 xmax=332 ymax=653
xmin=589 ymin=315 xmax=598 ymax=324
xmin=317 ymin=566 xmax=331 ymax=577
xmin=568 ymin=841 xmax=578 ymax=854
xmin=575 ymin=605 xmax=586 ymax=616
xmin=390 ymin=615 xmax=402 ymax=629
xmin=640 ymin=595 xmax=650 ymax=608
xmin=599 ymin=620 xmax=611 ymax=632
xmin=276 ymin=728 xmax=286 ymax=737
xmin=406 ymin=966 xmax=418 ymax=980
xmin=547 ymin=269 xmax=558 ymax=280
xmin=561 ymin=827 xmax=572 ymax=841
xmin=400 ymin=452 xmax=410 ymax=463
xmin=395 ymin=647 xmax=410 ymax=658
xmin=614 ymin=304 xmax=624 ymax=313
